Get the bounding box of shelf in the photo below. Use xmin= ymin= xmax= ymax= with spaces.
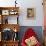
xmin=0 ymin=7 xmax=19 ymax=15
xmin=0 ymin=7 xmax=19 ymax=46
xmin=2 ymin=41 xmax=19 ymax=46
xmin=0 ymin=24 xmax=20 ymax=32
xmin=0 ymin=7 xmax=19 ymax=24
xmin=2 ymin=40 xmax=19 ymax=43
xmin=1 ymin=15 xmax=18 ymax=24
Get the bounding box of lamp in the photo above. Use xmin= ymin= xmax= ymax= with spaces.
xmin=14 ymin=28 xmax=17 ymax=32
xmin=15 ymin=0 xmax=17 ymax=7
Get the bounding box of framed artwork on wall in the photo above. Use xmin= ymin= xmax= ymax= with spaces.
xmin=27 ymin=8 xmax=35 ymax=18
xmin=2 ymin=10 xmax=9 ymax=15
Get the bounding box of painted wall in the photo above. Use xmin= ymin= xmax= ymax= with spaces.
xmin=0 ymin=0 xmax=44 ymax=26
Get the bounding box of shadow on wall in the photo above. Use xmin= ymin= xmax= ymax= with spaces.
xmin=18 ymin=26 xmax=43 ymax=44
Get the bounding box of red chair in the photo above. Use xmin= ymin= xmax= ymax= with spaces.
xmin=21 ymin=28 xmax=41 ymax=46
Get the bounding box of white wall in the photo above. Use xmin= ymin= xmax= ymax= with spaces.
xmin=0 ymin=0 xmax=44 ymax=26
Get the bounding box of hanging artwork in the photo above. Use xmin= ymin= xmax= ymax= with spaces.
xmin=27 ymin=8 xmax=35 ymax=18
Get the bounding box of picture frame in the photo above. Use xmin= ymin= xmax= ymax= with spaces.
xmin=27 ymin=8 xmax=35 ymax=18
xmin=2 ymin=10 xmax=9 ymax=15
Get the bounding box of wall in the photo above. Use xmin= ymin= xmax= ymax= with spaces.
xmin=0 ymin=0 xmax=44 ymax=26
xmin=18 ymin=0 xmax=44 ymax=26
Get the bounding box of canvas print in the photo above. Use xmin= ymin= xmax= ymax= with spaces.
xmin=2 ymin=10 xmax=9 ymax=15
xmin=27 ymin=8 xmax=35 ymax=18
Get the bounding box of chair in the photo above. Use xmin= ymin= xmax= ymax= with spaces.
xmin=21 ymin=28 xmax=41 ymax=46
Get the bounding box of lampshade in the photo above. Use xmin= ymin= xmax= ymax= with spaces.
xmin=13 ymin=28 xmax=17 ymax=32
